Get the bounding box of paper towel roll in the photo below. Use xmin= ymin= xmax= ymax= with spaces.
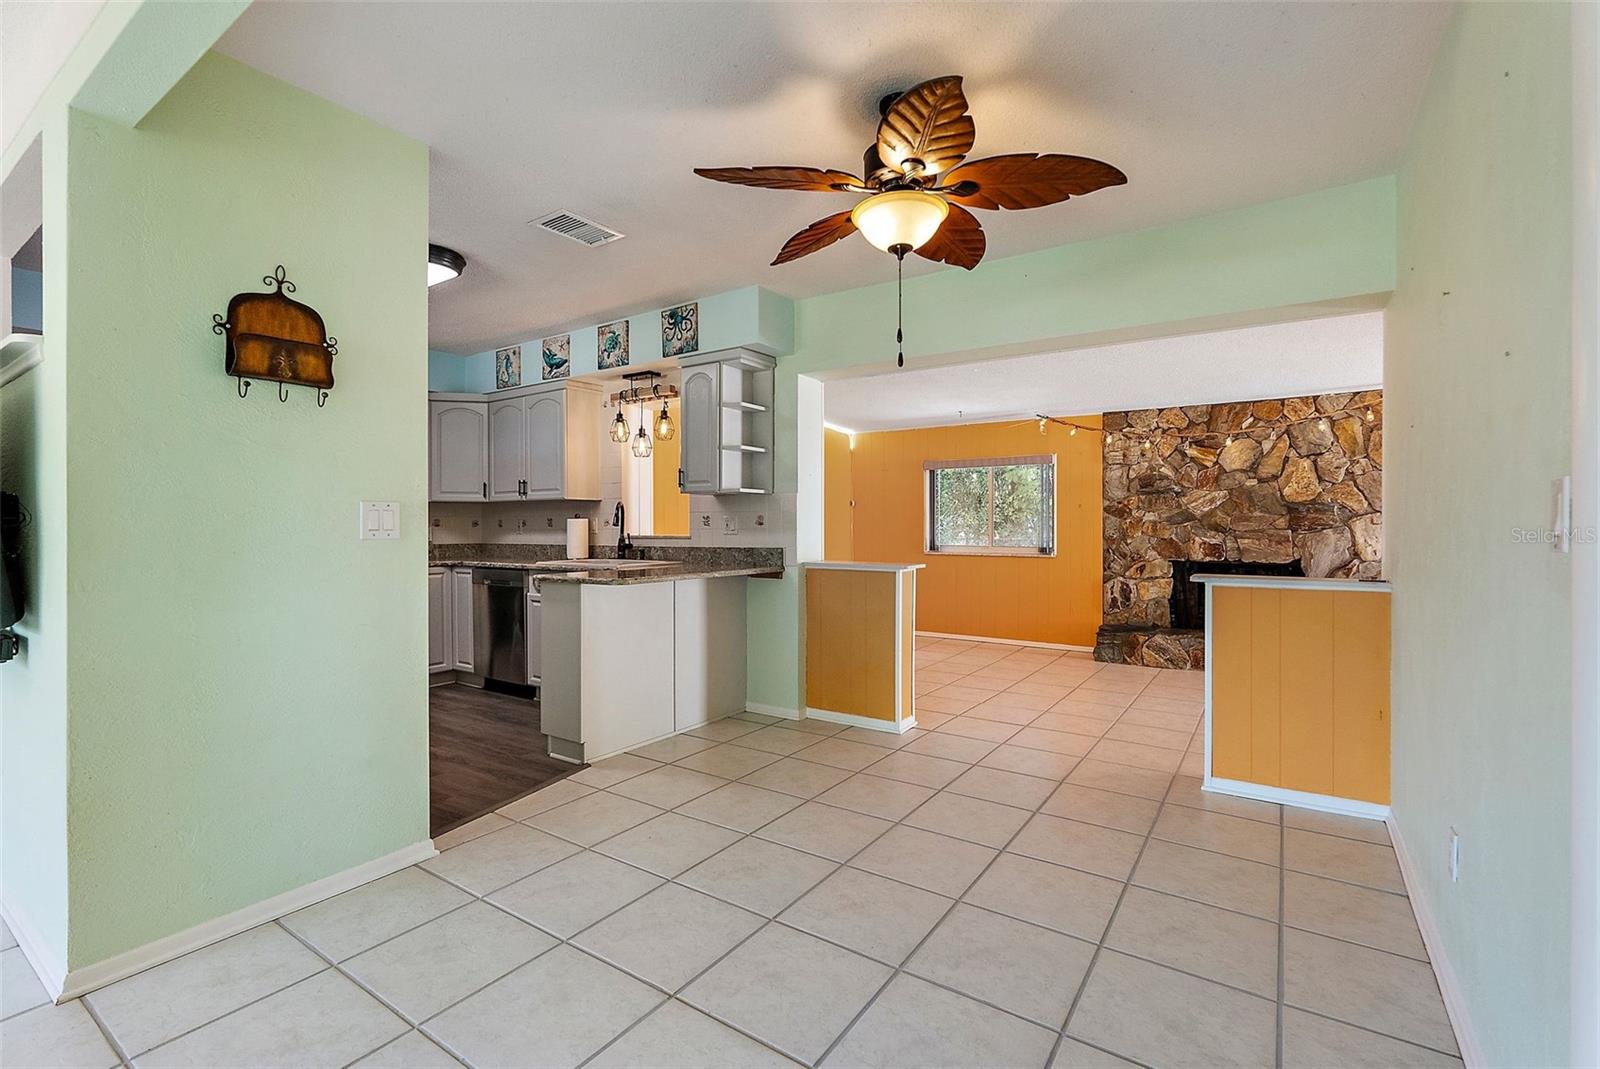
xmin=566 ymin=518 xmax=590 ymax=560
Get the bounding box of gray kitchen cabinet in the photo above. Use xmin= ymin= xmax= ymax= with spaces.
xmin=428 ymin=566 xmax=476 ymax=674
xmin=427 ymin=568 xmax=450 ymax=673
xmin=449 ymin=567 xmax=475 ymax=672
xmin=482 ymin=382 xmax=601 ymax=501
xmin=677 ymin=348 xmax=775 ymax=495
xmin=428 ymin=399 xmax=488 ymax=501
xmin=487 ymin=398 xmax=526 ymax=500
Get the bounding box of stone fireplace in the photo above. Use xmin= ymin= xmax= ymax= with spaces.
xmin=1095 ymin=391 xmax=1384 ymax=668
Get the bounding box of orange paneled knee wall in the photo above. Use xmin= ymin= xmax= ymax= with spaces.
xmin=824 ymin=417 xmax=1103 ymax=647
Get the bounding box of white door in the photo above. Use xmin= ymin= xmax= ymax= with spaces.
xmin=680 ymin=365 xmax=719 ymax=494
xmin=487 ymin=398 xmax=526 ymax=500
xmin=429 ymin=401 xmax=487 ymax=501
xmin=524 ymin=394 xmax=565 ymax=498
xmin=427 ymin=569 xmax=450 ymax=672
xmin=450 ymin=568 xmax=475 ymax=672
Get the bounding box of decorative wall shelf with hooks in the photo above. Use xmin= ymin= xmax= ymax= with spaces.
xmin=213 ymin=265 xmax=337 ymax=407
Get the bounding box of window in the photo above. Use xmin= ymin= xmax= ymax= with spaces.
xmin=925 ymin=455 xmax=1055 ymax=555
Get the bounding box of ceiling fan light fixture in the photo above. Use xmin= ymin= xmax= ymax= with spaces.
xmin=427 ymin=244 xmax=466 ymax=287
xmin=850 ymin=189 xmax=950 ymax=253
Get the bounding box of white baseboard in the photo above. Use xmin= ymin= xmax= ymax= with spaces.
xmin=0 ymin=898 xmax=67 ymax=1002
xmin=804 ymin=707 xmax=914 ymax=734
xmin=745 ymin=702 xmax=801 ymax=720
xmin=52 ymin=839 xmax=436 ymax=1003
xmin=1203 ymin=777 xmax=1391 ymax=822
xmin=915 ymin=630 xmax=1093 ymax=653
xmin=1387 ymin=813 xmax=1484 ymax=1068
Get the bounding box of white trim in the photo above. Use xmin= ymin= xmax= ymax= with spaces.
xmin=804 ymin=707 xmax=916 ymax=734
xmin=1189 ymin=574 xmax=1391 ymax=593
xmin=0 ymin=898 xmax=66 ymax=1002
xmin=1203 ymin=776 xmax=1390 ymax=821
xmin=1203 ymin=583 xmax=1214 ymax=784
xmin=52 ymin=839 xmax=435 ymax=1003
xmin=745 ymin=701 xmax=800 ymax=721
xmin=802 ymin=561 xmax=923 ymax=573
xmin=915 ymin=630 xmax=1093 ymax=653
xmin=1388 ymin=813 xmax=1486 ymax=1068
xmin=894 ymin=568 xmax=905 ymax=725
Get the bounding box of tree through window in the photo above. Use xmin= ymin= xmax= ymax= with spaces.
xmin=926 ymin=456 xmax=1055 ymax=555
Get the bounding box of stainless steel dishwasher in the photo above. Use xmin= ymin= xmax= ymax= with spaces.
xmin=472 ymin=568 xmax=528 ymax=687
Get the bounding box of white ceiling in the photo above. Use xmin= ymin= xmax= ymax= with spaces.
xmin=823 ymin=312 xmax=1383 ymax=432
xmin=217 ymin=2 xmax=1448 ymax=356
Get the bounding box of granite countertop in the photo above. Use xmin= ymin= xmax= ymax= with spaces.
xmin=428 ymin=547 xmax=784 ymax=585
xmin=429 ymin=562 xmax=782 ymax=585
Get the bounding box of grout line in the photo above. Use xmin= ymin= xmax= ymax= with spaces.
xmin=78 ymin=988 xmax=135 ymax=1068
xmin=1276 ymin=810 xmax=1287 ymax=1069
xmin=1048 ymin=674 xmax=1170 ymax=1067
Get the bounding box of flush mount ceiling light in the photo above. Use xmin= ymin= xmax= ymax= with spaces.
xmin=427 ymin=244 xmax=465 ymax=287
xmin=696 ymin=76 xmax=1125 ymax=366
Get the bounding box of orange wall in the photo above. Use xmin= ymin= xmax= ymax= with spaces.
xmin=823 ymin=428 xmax=854 ymax=560
xmin=833 ymin=416 xmax=1103 ymax=647
xmin=651 ymin=399 xmax=689 ymax=536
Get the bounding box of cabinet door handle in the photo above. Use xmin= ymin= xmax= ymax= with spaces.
xmin=482 ymin=481 xmax=487 ymax=498
xmin=678 ymin=468 xmax=685 ymax=492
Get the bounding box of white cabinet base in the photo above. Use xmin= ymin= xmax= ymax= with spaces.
xmin=542 ymin=578 xmax=748 ymax=764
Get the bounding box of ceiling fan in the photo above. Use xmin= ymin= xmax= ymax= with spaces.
xmin=695 ymin=76 xmax=1125 ymax=364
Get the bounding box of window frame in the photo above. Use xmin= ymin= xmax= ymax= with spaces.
xmin=923 ymin=454 xmax=1057 ymax=557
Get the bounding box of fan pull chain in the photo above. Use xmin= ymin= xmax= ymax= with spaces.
xmin=896 ymin=247 xmax=905 ymax=368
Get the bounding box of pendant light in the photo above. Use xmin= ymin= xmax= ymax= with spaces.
xmin=655 ymin=399 xmax=676 ymax=441
xmin=631 ymin=401 xmax=653 ymax=458
xmin=610 ymin=408 xmax=630 ymax=443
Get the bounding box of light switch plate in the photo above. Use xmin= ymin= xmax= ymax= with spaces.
xmin=360 ymin=501 xmax=399 ymax=540
xmin=723 ymin=513 xmax=739 ymax=534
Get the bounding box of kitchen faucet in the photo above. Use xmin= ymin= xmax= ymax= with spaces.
xmin=613 ymin=502 xmax=635 ymax=559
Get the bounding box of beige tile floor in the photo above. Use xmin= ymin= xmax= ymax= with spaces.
xmin=0 ymin=638 xmax=1461 ymax=1069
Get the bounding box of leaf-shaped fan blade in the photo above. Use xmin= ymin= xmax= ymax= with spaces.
xmin=914 ymin=203 xmax=986 ymax=270
xmin=694 ymin=166 xmax=861 ymax=192
xmin=772 ymin=211 xmax=858 ymax=265
xmin=940 ymin=154 xmax=1127 ymax=210
xmin=876 ymin=77 xmax=976 ymax=177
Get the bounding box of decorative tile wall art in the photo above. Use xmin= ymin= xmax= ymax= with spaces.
xmin=495 ymin=345 xmax=522 ymax=389
xmin=542 ymin=334 xmax=571 ymax=380
xmin=597 ymin=321 xmax=629 ymax=370
xmin=661 ymin=302 xmax=699 ymax=357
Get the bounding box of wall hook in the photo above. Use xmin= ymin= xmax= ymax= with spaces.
xmin=316 ymin=389 xmax=329 ymax=408
xmin=237 ymin=378 xmax=251 ymax=399
xmin=278 ymin=382 xmax=289 ymax=403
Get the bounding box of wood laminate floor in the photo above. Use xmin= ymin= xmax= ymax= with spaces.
xmin=429 ymin=683 xmax=578 ymax=836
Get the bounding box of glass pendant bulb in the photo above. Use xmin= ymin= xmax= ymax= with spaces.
xmin=655 ymin=401 xmax=676 ymax=441
xmin=610 ymin=409 xmax=630 ymax=443
xmin=632 ymin=424 xmax=653 ymax=458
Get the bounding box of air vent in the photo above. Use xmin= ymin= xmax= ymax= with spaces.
xmin=531 ymin=210 xmax=625 ymax=248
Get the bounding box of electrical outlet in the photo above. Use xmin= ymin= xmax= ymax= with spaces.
xmin=496 ymin=518 xmax=504 ymax=528
xmin=431 ymin=517 xmax=441 ymax=528
xmin=518 ymin=519 xmax=528 ymax=529
xmin=723 ymin=514 xmax=739 ymax=535
xmin=699 ymin=513 xmax=712 ymax=529
xmin=1449 ymin=828 xmax=1461 ymax=882
xmin=547 ymin=517 xmax=555 ymax=528
xmin=755 ymin=513 xmax=766 ymax=527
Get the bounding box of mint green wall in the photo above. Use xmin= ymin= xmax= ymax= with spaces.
xmin=457 ymin=284 xmax=795 ymax=392
xmin=59 ymin=53 xmax=429 ymax=967
xmin=749 ymin=178 xmax=1400 ymax=712
xmin=1386 ymin=5 xmax=1573 ymax=1063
